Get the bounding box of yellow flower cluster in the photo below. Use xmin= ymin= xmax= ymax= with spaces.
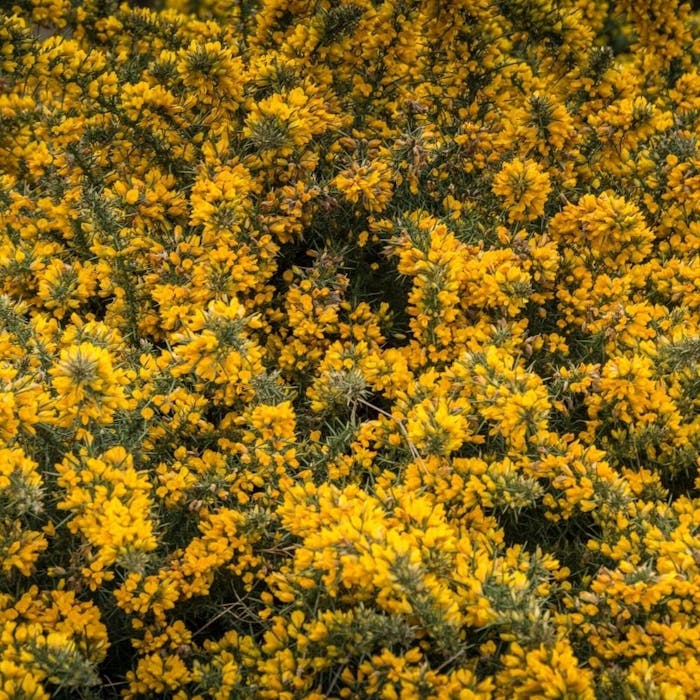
xmin=1 ymin=0 xmax=700 ymax=697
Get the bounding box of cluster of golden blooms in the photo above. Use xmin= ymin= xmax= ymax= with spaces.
xmin=1 ymin=0 xmax=700 ymax=697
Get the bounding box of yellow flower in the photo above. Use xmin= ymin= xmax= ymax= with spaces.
xmin=176 ymin=40 xmax=244 ymax=115
xmin=189 ymin=163 xmax=260 ymax=241
xmin=242 ymin=87 xmax=343 ymax=167
xmin=497 ymin=639 xmax=595 ymax=699
xmin=0 ymin=521 xmax=48 ymax=576
xmin=549 ymin=191 xmax=654 ymax=265
xmin=332 ymin=158 xmax=395 ymax=213
xmin=406 ymin=398 xmax=468 ymax=456
xmin=56 ymin=447 xmax=157 ymax=585
xmin=49 ymin=342 xmax=132 ymax=426
xmin=127 ymin=652 xmax=192 ymax=696
xmin=36 ymin=259 xmax=97 ymax=319
xmin=492 ymin=158 xmax=551 ymax=222
xmin=0 ymin=446 xmax=43 ymax=518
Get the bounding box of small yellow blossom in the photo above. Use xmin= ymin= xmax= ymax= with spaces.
xmin=492 ymin=158 xmax=552 ymax=222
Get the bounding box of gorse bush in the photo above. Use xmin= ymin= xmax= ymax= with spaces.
xmin=1 ymin=0 xmax=700 ymax=697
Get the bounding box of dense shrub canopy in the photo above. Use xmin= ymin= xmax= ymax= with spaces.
xmin=1 ymin=0 xmax=700 ymax=697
